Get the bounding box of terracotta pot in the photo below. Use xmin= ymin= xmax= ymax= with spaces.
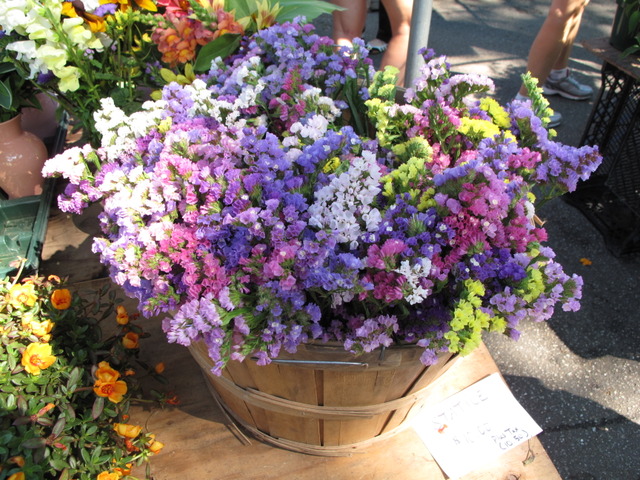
xmin=0 ymin=114 xmax=49 ymax=199
xmin=20 ymin=93 xmax=59 ymax=141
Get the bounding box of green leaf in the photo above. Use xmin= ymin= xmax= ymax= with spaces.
xmin=80 ymin=447 xmax=91 ymax=464
xmin=276 ymin=0 xmax=339 ymax=23
xmin=91 ymin=396 xmax=104 ymax=420
xmin=0 ymin=79 xmax=13 ymax=110
xmin=52 ymin=417 xmax=67 ymax=437
xmin=66 ymin=367 xmax=82 ymax=391
xmin=194 ymin=34 xmax=241 ymax=72
xmin=22 ymin=437 xmax=48 ymax=449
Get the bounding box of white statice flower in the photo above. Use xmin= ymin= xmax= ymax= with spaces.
xmin=42 ymin=145 xmax=88 ymax=183
xmin=394 ymin=258 xmax=433 ymax=305
xmin=289 ymin=114 xmax=329 ymax=141
xmin=308 ymin=149 xmax=382 ymax=249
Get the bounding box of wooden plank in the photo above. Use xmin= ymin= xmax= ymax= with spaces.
xmin=72 ymin=278 xmax=560 ymax=480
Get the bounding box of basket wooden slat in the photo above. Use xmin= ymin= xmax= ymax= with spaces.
xmin=188 ymin=340 xmax=459 ymax=455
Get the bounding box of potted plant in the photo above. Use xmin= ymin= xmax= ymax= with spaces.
xmin=0 ymin=54 xmax=49 ymax=198
xmin=0 ymin=264 xmax=166 ymax=479
xmin=42 ymin=19 xmax=603 ymax=451
xmin=610 ymin=0 xmax=640 ymax=54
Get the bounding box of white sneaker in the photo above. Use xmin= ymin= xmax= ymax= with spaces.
xmin=542 ymin=72 xmax=593 ymax=101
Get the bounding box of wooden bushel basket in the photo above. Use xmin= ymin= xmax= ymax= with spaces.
xmin=189 ymin=341 xmax=459 ymax=456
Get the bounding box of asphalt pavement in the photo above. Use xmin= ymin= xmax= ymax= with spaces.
xmin=313 ymin=1 xmax=639 ymax=478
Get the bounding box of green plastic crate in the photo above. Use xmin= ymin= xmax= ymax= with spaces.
xmin=0 ymin=118 xmax=67 ymax=278
xmin=0 ymin=178 xmax=56 ymax=277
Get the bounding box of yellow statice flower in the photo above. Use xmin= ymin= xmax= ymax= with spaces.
xmin=480 ymin=97 xmax=511 ymax=129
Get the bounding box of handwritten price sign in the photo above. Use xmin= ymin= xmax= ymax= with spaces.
xmin=414 ymin=373 xmax=542 ymax=479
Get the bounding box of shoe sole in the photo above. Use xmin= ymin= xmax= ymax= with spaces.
xmin=542 ymin=86 xmax=592 ymax=101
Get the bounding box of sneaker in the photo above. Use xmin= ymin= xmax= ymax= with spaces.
xmin=547 ymin=110 xmax=562 ymax=128
xmin=367 ymin=38 xmax=388 ymax=53
xmin=542 ymin=73 xmax=593 ymax=101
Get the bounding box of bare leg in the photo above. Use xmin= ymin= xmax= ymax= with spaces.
xmin=518 ymin=0 xmax=589 ymax=96
xmin=331 ymin=0 xmax=368 ymax=48
xmin=380 ymin=0 xmax=413 ymax=86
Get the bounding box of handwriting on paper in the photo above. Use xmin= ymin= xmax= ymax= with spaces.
xmin=414 ymin=373 xmax=542 ymax=479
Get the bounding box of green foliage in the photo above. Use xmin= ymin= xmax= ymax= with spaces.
xmin=0 ymin=266 xmax=166 ymax=479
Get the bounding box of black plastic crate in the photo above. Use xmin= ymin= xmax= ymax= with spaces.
xmin=565 ymin=61 xmax=640 ymax=255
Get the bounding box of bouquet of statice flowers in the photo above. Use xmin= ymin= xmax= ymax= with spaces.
xmin=44 ymin=20 xmax=601 ymax=374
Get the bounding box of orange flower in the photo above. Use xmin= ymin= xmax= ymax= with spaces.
xmin=93 ymin=379 xmax=128 ymax=403
xmin=7 ymin=283 xmax=38 ymax=308
xmin=579 ymin=257 xmax=592 ymax=266
xmin=93 ymin=363 xmax=127 ymax=402
xmin=8 ymin=473 xmax=26 ymax=480
xmin=95 ymin=361 xmax=120 ymax=382
xmin=146 ymin=434 xmax=165 ymax=454
xmin=21 ymin=343 xmax=57 ymax=375
xmin=115 ymin=305 xmax=129 ymax=325
xmin=122 ymin=331 xmax=139 ymax=349
xmin=51 ymin=289 xmax=72 ymax=310
xmin=154 ymin=362 xmax=165 ymax=374
xmin=113 ymin=463 xmax=132 ymax=476
xmin=97 ymin=472 xmax=122 ymax=480
xmin=9 ymin=456 xmax=25 ymax=467
xmin=113 ymin=423 xmax=142 ymax=438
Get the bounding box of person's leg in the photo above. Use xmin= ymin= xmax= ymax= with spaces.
xmin=518 ymin=0 xmax=589 ymax=96
xmin=380 ymin=0 xmax=413 ymax=86
xmin=331 ymin=0 xmax=368 ymax=48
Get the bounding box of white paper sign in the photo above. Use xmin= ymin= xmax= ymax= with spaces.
xmin=413 ymin=372 xmax=542 ymax=479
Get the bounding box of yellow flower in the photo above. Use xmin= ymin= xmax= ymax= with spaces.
xmin=8 ymin=473 xmax=26 ymax=480
xmin=51 ymin=288 xmax=72 ymax=310
xmin=579 ymin=257 xmax=592 ymax=266
xmin=54 ymin=65 xmax=82 ymax=92
xmin=21 ymin=343 xmax=57 ymax=375
xmin=7 ymin=283 xmax=38 ymax=308
xmin=97 ymin=471 xmax=122 ymax=480
xmin=122 ymin=331 xmax=139 ymax=349
xmin=23 ymin=318 xmax=55 ymax=341
xmin=113 ymin=423 xmax=143 ymax=438
xmin=116 ymin=305 xmax=129 ymax=325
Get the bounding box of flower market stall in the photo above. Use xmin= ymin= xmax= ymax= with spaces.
xmin=2 ymin=0 xmax=606 ymax=477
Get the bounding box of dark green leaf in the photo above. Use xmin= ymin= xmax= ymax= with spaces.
xmin=80 ymin=447 xmax=91 ymax=464
xmin=22 ymin=437 xmax=48 ymax=449
xmin=194 ymin=34 xmax=241 ymax=71
xmin=276 ymin=0 xmax=339 ymax=23
xmin=52 ymin=417 xmax=67 ymax=437
xmin=12 ymin=416 xmax=31 ymax=426
xmin=37 ymin=417 xmax=54 ymax=427
xmin=66 ymin=367 xmax=82 ymax=391
xmin=92 ymin=396 xmax=104 ymax=420
xmin=0 ymin=80 xmax=13 ymax=110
